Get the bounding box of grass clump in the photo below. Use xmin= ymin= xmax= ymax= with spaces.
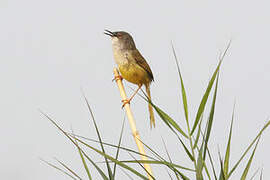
xmin=41 ymin=41 xmax=269 ymax=180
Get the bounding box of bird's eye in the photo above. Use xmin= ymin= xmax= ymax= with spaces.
xmin=117 ymin=33 xmax=122 ymax=38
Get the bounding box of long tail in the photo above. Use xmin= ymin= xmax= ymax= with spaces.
xmin=145 ymin=84 xmax=155 ymax=128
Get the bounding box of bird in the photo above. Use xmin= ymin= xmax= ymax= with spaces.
xmin=105 ymin=30 xmax=155 ymax=128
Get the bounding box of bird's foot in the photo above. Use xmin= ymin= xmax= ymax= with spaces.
xmin=121 ymin=99 xmax=130 ymax=108
xmin=112 ymin=75 xmax=123 ymax=82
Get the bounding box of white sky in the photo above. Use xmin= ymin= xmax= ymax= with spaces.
xmin=1 ymin=0 xmax=269 ymax=179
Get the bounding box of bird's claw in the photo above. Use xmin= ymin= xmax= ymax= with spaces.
xmin=121 ymin=99 xmax=130 ymax=108
xmin=112 ymin=75 xmax=123 ymax=82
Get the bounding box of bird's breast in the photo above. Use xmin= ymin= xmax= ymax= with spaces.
xmin=112 ymin=49 xmax=150 ymax=85
xmin=118 ymin=63 xmax=150 ymax=85
xmin=113 ymin=49 xmax=129 ymax=66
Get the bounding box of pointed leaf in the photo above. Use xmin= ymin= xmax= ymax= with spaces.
xmin=191 ymin=61 xmax=220 ymax=135
xmin=224 ymin=106 xmax=235 ymax=179
xmin=55 ymin=158 xmax=83 ymax=180
xmin=75 ymin=138 xmax=149 ymax=180
xmin=193 ymin=116 xmax=203 ymax=149
xmin=134 ymin=138 xmax=194 ymax=172
xmin=240 ymin=137 xmax=261 ymax=180
xmin=152 ymin=104 xmax=188 ymax=138
xmin=83 ymin=94 xmax=113 ymax=179
xmin=205 ymin=144 xmax=218 ymax=180
xmin=218 ymin=154 xmax=225 ymax=180
xmin=74 ymin=137 xmax=92 ymax=180
xmin=228 ymin=120 xmax=270 ymax=178
xmin=138 ymin=91 xmax=188 ymax=138
xmin=196 ymin=144 xmax=204 ymax=180
xmin=191 ymin=41 xmax=231 ymax=135
xmin=120 ymin=160 xmax=194 ymax=172
xmin=73 ymin=134 xmax=155 ymax=160
xmin=40 ymin=159 xmax=78 ymax=180
xmin=178 ymin=137 xmax=195 ymax=162
xmin=161 ymin=138 xmax=181 ymax=180
xmin=203 ymin=161 xmax=211 ymax=180
xmin=113 ymin=118 xmax=125 ymax=178
xmin=203 ymin=73 xmax=219 ymax=159
xmin=42 ymin=111 xmax=110 ymax=179
xmin=171 ymin=43 xmax=189 ymax=126
xmin=128 ymin=153 xmax=156 ymax=180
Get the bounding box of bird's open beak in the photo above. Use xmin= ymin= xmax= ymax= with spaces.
xmin=104 ymin=29 xmax=116 ymax=37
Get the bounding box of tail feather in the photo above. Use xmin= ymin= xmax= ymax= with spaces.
xmin=145 ymin=84 xmax=155 ymax=128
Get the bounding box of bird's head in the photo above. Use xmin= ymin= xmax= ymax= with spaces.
xmin=104 ymin=30 xmax=136 ymax=50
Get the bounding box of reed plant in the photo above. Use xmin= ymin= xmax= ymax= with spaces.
xmin=41 ymin=41 xmax=269 ymax=180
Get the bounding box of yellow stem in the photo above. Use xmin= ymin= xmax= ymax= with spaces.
xmin=113 ymin=68 xmax=154 ymax=180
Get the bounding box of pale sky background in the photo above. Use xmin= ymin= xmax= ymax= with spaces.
xmin=1 ymin=0 xmax=270 ymax=179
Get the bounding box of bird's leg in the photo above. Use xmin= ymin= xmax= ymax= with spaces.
xmin=112 ymin=75 xmax=123 ymax=82
xmin=122 ymin=84 xmax=142 ymax=108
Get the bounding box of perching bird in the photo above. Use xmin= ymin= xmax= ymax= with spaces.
xmin=105 ymin=30 xmax=155 ymax=128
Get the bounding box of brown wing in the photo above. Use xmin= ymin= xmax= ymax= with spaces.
xmin=131 ymin=49 xmax=154 ymax=81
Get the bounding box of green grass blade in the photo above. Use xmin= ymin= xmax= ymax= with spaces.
xmin=72 ymin=134 xmax=156 ymax=161
xmin=73 ymin=136 xmax=92 ymax=180
xmin=192 ymin=139 xmax=211 ymax=180
xmin=120 ymin=160 xmax=194 ymax=172
xmin=218 ymin=152 xmax=225 ymax=180
xmin=199 ymin=130 xmax=218 ymax=180
xmin=199 ymin=127 xmax=218 ymax=180
xmin=121 ymin=160 xmax=192 ymax=180
xmin=203 ymin=161 xmax=211 ymax=180
xmin=206 ymin=146 xmax=218 ymax=180
xmin=135 ymin=137 xmax=170 ymax=161
xmin=224 ymin=105 xmax=235 ymax=179
xmin=135 ymin=136 xmax=194 ymax=176
xmin=82 ymin=152 xmax=110 ymax=180
xmin=171 ymin=43 xmax=189 ymax=126
xmin=178 ymin=137 xmax=195 ymax=162
xmin=82 ymin=94 xmax=113 ymax=179
xmin=142 ymin=135 xmax=192 ymax=171
xmin=84 ymin=156 xmax=110 ymax=180
xmin=135 ymin=127 xmax=192 ymax=179
xmin=41 ymin=111 xmax=109 ymax=180
xmin=54 ymin=158 xmax=83 ymax=180
xmin=196 ymin=143 xmax=204 ymax=180
xmin=191 ymin=41 xmax=231 ymax=135
xmin=40 ymin=158 xmax=78 ymax=180
xmin=191 ymin=61 xmax=220 ymax=135
xmin=134 ymin=137 xmax=194 ymax=177
xmin=161 ymin=137 xmax=181 ymax=180
xmin=240 ymin=137 xmax=261 ymax=180
xmin=177 ymin=173 xmax=191 ymax=180
xmin=193 ymin=115 xmax=203 ymax=149
xmin=152 ymin=104 xmax=188 ymax=138
xmin=203 ymin=72 xmax=219 ymax=159
xmin=138 ymin=91 xmax=188 ymax=138
xmin=113 ymin=117 xmax=125 ymax=178
xmin=228 ymin=120 xmax=270 ymax=178
xmin=74 ymin=137 xmax=149 ymax=180
xmin=81 ymin=143 xmax=149 ymax=179
xmin=128 ymin=153 xmax=156 ymax=180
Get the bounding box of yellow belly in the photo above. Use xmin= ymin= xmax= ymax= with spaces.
xmin=119 ymin=63 xmax=150 ymax=85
